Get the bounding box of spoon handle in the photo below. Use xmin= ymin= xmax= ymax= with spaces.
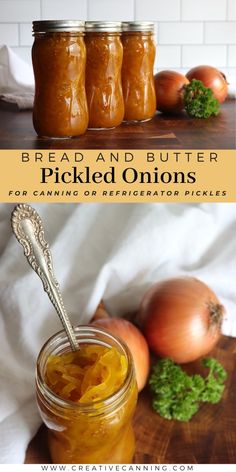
xmin=11 ymin=204 xmax=78 ymax=351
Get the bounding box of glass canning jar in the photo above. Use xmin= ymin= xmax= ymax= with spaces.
xmin=122 ymin=22 xmax=156 ymax=122
xmin=32 ymin=20 xmax=88 ymax=138
xmin=85 ymin=22 xmax=125 ymax=129
xmin=36 ymin=326 xmax=138 ymax=464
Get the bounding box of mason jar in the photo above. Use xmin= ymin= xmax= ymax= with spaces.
xmin=32 ymin=20 xmax=88 ymax=138
xmin=36 ymin=326 xmax=138 ymax=464
xmin=85 ymin=22 xmax=124 ymax=129
xmin=122 ymin=22 xmax=156 ymax=122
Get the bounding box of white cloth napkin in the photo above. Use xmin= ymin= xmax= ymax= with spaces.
xmin=0 ymin=202 xmax=236 ymax=463
xmin=0 ymin=45 xmax=34 ymax=109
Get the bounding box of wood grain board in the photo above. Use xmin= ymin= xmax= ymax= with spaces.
xmin=0 ymin=100 xmax=235 ymax=149
xmin=25 ymin=336 xmax=236 ymax=464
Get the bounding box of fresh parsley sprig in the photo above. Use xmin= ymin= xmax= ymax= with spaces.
xmin=184 ymin=79 xmax=220 ymax=119
xmin=149 ymin=357 xmax=227 ymax=422
xmin=201 ymin=358 xmax=227 ymax=403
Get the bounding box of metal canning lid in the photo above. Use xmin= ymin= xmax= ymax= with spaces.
xmin=32 ymin=20 xmax=85 ymax=34
xmin=85 ymin=21 xmax=122 ymax=32
xmin=122 ymin=21 xmax=155 ymax=32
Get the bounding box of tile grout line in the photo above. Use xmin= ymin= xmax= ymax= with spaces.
xmin=159 ymin=43 xmax=233 ymax=47
xmin=153 ymin=20 xmax=236 ymax=24
xmin=1 ymin=20 xmax=236 ymax=25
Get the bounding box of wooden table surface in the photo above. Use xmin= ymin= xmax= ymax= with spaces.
xmin=0 ymin=100 xmax=235 ymax=149
xmin=25 ymin=335 xmax=236 ymax=464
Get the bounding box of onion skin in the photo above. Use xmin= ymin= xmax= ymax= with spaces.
xmin=186 ymin=66 xmax=228 ymax=103
xmin=139 ymin=277 xmax=224 ymax=364
xmin=92 ymin=317 xmax=150 ymax=392
xmin=154 ymin=71 xmax=189 ymax=113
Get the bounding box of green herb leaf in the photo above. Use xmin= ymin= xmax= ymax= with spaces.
xmin=149 ymin=357 xmax=227 ymax=422
xmin=200 ymin=358 xmax=227 ymax=403
xmin=184 ymin=79 xmax=220 ymax=118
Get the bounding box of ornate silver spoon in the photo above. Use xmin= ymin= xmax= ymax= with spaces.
xmin=11 ymin=203 xmax=79 ymax=351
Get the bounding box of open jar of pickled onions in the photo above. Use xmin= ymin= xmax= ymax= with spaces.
xmin=36 ymin=326 xmax=138 ymax=464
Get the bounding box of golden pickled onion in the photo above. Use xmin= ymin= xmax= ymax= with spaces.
xmin=45 ymin=345 xmax=128 ymax=404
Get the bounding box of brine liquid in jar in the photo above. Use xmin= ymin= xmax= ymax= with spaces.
xmin=36 ymin=326 xmax=138 ymax=464
xmin=32 ymin=21 xmax=88 ymax=138
xmin=85 ymin=22 xmax=125 ymax=129
xmin=122 ymin=22 xmax=156 ymax=123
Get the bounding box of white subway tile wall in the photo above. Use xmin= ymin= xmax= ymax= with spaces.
xmin=19 ymin=23 xmax=33 ymax=47
xmin=182 ymin=46 xmax=227 ymax=68
xmin=157 ymin=46 xmax=181 ymax=69
xmin=229 ymin=46 xmax=236 ymax=67
xmin=0 ymin=24 xmax=18 ymax=46
xmin=159 ymin=22 xmax=204 ymax=45
xmin=228 ymin=0 xmax=236 ymax=20
xmin=135 ymin=0 xmax=180 ymax=22
xmin=42 ymin=0 xmax=87 ymax=21
xmin=0 ymin=0 xmax=235 ymax=78
xmin=205 ymin=22 xmax=236 ymax=44
xmin=182 ymin=0 xmax=227 ymax=21
xmin=0 ymin=1 xmax=40 ymax=22
xmin=87 ymin=0 xmax=134 ymax=21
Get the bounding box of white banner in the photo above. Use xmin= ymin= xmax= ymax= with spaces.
xmin=0 ymin=465 xmax=235 ymax=472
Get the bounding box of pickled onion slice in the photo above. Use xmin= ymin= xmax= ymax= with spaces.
xmin=45 ymin=345 xmax=128 ymax=404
